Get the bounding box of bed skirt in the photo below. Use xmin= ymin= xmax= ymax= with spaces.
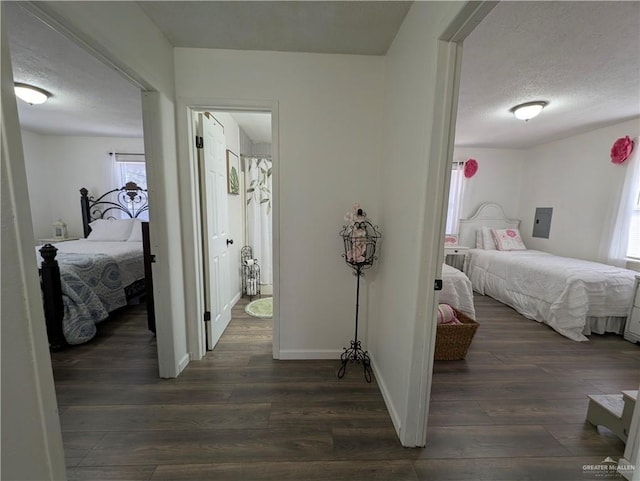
xmin=584 ymin=316 xmax=626 ymax=336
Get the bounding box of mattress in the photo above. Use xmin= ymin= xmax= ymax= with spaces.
xmin=36 ymin=239 xmax=144 ymax=344
xmin=466 ymin=249 xmax=636 ymax=341
xmin=440 ymin=263 xmax=475 ymax=319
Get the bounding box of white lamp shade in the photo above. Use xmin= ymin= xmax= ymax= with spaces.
xmin=52 ymin=220 xmax=67 ymax=239
xmin=15 ymin=83 xmax=50 ymax=105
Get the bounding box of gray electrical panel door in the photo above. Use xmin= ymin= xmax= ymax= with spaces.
xmin=533 ymin=207 xmax=553 ymax=238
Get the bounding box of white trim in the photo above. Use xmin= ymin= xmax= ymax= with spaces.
xmin=177 ymin=353 xmax=190 ymax=374
xmin=370 ymin=355 xmax=402 ymax=435
xmin=142 ymin=91 xmax=185 ymax=379
xmin=176 ymin=98 xmax=281 ymax=362
xmin=2 ymin=20 xmax=67 ymax=477
xmin=231 ymin=291 xmax=241 ymax=308
xmin=278 ymin=350 xmax=342 ymax=360
xmin=402 ymin=1 xmax=497 ymax=448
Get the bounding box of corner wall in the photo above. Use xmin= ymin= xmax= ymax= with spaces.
xmin=519 ymin=117 xmax=640 ymax=261
xmin=370 ymin=1 xmax=468 ymax=442
xmin=453 ymin=146 xmax=526 ymax=220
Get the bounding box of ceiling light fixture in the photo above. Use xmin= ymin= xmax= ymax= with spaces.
xmin=14 ymin=83 xmax=50 ymax=105
xmin=510 ymin=101 xmax=548 ymax=121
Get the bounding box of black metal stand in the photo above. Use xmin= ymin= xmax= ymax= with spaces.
xmin=337 ymin=205 xmax=380 ymax=383
xmin=337 ymin=265 xmax=372 ymax=383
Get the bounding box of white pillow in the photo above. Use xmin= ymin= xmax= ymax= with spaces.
xmin=87 ymin=219 xmax=134 ymax=241
xmin=481 ymin=226 xmax=497 ymax=250
xmin=127 ymin=219 xmax=143 ymax=242
xmin=475 ymin=230 xmax=483 ymax=249
xmin=491 ymin=228 xmax=527 ymax=251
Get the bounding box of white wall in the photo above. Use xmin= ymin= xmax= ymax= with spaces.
xmin=453 ymin=147 xmax=526 ymax=220
xmin=371 ymin=1 xmax=468 ymax=442
xmin=1 ymin=14 xmax=66 ymax=479
xmin=519 ymin=117 xmax=640 ymax=260
xmin=212 ymin=111 xmax=244 ymax=302
xmin=452 ymin=118 xmax=640 ymax=262
xmin=175 ymin=48 xmax=384 ymax=358
xmin=252 ymin=142 xmax=272 ymax=157
xmin=21 ymin=131 xmax=144 ymax=240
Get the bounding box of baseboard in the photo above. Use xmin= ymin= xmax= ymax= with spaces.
xmin=231 ymin=291 xmax=241 ymax=308
xmin=369 ymin=353 xmax=403 ymax=439
xmin=278 ymin=349 xmax=343 ymax=360
xmin=177 ymin=353 xmax=190 ymax=375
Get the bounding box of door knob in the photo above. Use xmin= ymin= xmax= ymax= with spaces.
xmin=226 ymin=239 xmax=234 ymax=246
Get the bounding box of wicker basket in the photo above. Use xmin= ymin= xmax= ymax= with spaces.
xmin=434 ymin=309 xmax=479 ymax=360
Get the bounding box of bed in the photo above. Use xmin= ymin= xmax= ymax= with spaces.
xmin=440 ymin=263 xmax=476 ymax=319
xmin=38 ymin=182 xmax=154 ymax=348
xmin=458 ymin=203 xmax=637 ymax=341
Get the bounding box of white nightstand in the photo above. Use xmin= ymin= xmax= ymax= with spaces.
xmin=624 ymin=275 xmax=640 ymax=343
xmin=38 ymin=237 xmax=80 ymax=245
xmin=444 ymin=246 xmax=469 ymax=271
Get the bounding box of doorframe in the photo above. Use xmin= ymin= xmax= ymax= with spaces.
xmin=176 ymin=97 xmax=280 ymax=360
xmin=404 ymin=1 xmax=498 ymax=447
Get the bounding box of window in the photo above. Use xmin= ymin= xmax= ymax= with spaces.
xmin=445 ymin=163 xmax=466 ymax=234
xmin=628 ymin=186 xmax=640 ymax=259
xmin=112 ymin=153 xmax=148 ymax=220
xmin=118 ymin=161 xmax=147 ymax=189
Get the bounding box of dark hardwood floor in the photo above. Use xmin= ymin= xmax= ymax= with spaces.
xmin=51 ymin=295 xmax=639 ymax=480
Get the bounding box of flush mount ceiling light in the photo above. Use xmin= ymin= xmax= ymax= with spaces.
xmin=14 ymin=82 xmax=50 ymax=105
xmin=510 ymin=101 xmax=548 ymax=121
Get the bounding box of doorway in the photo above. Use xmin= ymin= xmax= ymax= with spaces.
xmin=186 ymin=105 xmax=278 ymax=357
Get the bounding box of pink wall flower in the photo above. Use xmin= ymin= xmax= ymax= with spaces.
xmin=610 ymin=136 xmax=634 ymax=164
xmin=464 ymin=158 xmax=478 ymax=178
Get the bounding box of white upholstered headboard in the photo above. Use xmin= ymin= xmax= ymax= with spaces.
xmin=458 ymin=203 xmax=520 ymax=248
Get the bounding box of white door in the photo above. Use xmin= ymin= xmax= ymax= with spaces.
xmin=198 ymin=112 xmax=232 ymax=349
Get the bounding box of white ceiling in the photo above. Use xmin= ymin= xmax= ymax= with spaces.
xmin=6 ymin=1 xmax=640 ymax=149
xmin=456 ymin=1 xmax=640 ymax=149
xmin=138 ymin=1 xmax=412 ymax=55
xmin=6 ymin=3 xmax=144 ymax=138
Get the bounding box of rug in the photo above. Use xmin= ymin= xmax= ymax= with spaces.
xmin=245 ymin=297 xmax=273 ymax=319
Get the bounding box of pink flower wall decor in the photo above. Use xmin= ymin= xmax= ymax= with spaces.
xmin=610 ymin=136 xmax=634 ymax=165
xmin=464 ymin=158 xmax=478 ymax=178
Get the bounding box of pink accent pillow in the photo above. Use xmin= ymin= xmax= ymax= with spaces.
xmin=491 ymin=228 xmax=527 ymax=251
xmin=444 ymin=235 xmax=458 ymax=246
xmin=437 ymin=304 xmax=461 ymax=325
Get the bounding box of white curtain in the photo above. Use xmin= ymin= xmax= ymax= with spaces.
xmin=598 ymin=136 xmax=640 ymax=267
xmin=446 ymin=162 xmax=466 ymax=235
xmin=245 ymin=157 xmax=273 ymax=284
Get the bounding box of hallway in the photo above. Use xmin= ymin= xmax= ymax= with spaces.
xmin=51 ymin=295 xmax=637 ymax=480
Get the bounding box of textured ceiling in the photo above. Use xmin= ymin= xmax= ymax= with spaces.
xmin=455 ymin=1 xmax=640 ymax=149
xmin=5 ymin=1 xmax=639 ymax=149
xmin=6 ymin=3 xmax=143 ymax=138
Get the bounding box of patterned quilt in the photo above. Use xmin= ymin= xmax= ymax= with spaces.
xmin=57 ymin=253 xmax=127 ymax=344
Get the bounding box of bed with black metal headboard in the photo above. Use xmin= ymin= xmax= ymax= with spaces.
xmin=38 ymin=182 xmax=155 ymax=350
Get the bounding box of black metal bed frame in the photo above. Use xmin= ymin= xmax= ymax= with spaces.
xmin=39 ymin=182 xmax=155 ymax=350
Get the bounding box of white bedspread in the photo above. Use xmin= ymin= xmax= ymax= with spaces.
xmin=440 ymin=264 xmax=476 ymax=319
xmin=466 ymin=249 xmax=636 ymax=341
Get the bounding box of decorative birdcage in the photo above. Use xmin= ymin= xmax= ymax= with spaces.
xmin=340 ymin=208 xmax=381 ymax=272
xmin=337 ymin=204 xmax=381 ymax=383
xmin=241 ymin=245 xmax=261 ymax=300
